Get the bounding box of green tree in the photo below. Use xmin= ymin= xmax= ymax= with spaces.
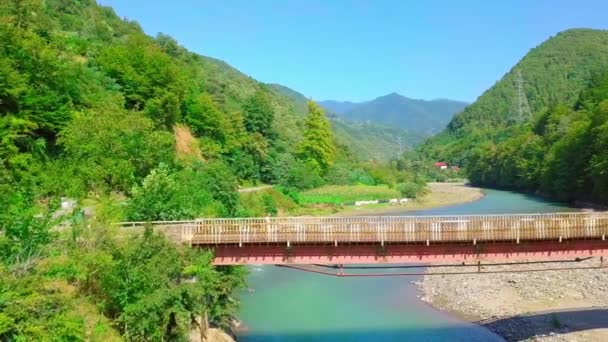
xmin=0 ymin=116 xmax=40 ymax=183
xmin=96 ymin=229 xmax=246 ymax=340
xmin=262 ymin=193 xmax=278 ymax=216
xmin=127 ymin=163 xmax=224 ymax=221
xmin=96 ymin=34 xmax=186 ymax=114
xmin=185 ymin=92 xmax=229 ymax=142
xmin=145 ymin=90 xmax=181 ymax=129
xmin=396 ymin=182 xmax=425 ymax=198
xmin=197 ymin=161 xmax=240 ymax=216
xmin=588 ymin=100 xmax=608 ymax=202
xmin=0 ymin=188 xmax=55 ymax=265
xmin=0 ymin=270 xmax=86 ymax=341
xmin=297 ymin=101 xmax=336 ymax=174
xmin=59 ymin=103 xmax=174 ymax=194
xmin=0 ymin=56 xmax=25 ymax=115
xmin=243 ymin=89 xmax=274 ymax=138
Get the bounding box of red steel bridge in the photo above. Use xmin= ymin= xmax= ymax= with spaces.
xmin=118 ymin=212 xmax=608 ymax=266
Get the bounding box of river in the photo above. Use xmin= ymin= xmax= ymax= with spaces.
xmin=235 ymin=189 xmax=575 ymax=341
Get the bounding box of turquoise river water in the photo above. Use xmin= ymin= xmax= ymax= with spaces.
xmin=236 ymin=189 xmax=575 ymax=342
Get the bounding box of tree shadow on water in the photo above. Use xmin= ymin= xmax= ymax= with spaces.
xmin=477 ymin=307 xmax=608 ymax=341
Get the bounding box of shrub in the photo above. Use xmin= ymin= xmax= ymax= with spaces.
xmin=324 ymin=163 xmax=376 ymax=186
xmin=276 ymin=186 xmax=301 ymax=204
xmin=396 ymin=182 xmax=426 ymax=198
xmin=194 ymin=161 xmax=240 ymax=216
xmin=348 ymin=168 xmax=376 ymax=185
xmin=262 ymin=193 xmax=278 ymax=216
xmin=238 ymin=188 xmax=298 ymax=217
xmin=0 ymin=272 xmax=86 ymax=341
xmin=324 ymin=163 xmax=351 ymax=185
xmin=59 ymin=105 xmax=174 ymax=194
xmin=284 ymin=160 xmax=324 ymax=190
xmin=127 ymin=163 xmax=226 ymax=221
xmin=94 ymin=229 xmax=246 ymax=338
xmin=0 ymin=189 xmax=56 ymax=264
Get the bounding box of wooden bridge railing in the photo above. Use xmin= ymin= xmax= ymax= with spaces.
xmin=118 ymin=212 xmax=608 ymax=246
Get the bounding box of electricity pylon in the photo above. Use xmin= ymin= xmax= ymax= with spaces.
xmin=514 ymin=69 xmax=532 ymax=122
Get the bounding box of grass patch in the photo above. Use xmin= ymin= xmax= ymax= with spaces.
xmin=238 ymin=188 xmax=298 ymax=216
xmin=299 ymin=185 xmax=400 ymax=205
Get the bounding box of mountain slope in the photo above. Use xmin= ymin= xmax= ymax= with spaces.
xmin=0 ymin=0 xmax=343 ymax=192
xmin=419 ymin=28 xmax=608 ymax=204
xmin=320 ymin=93 xmax=467 ymax=135
xmin=421 ymin=29 xmax=608 ymax=165
xmin=270 ymin=84 xmax=424 ymax=161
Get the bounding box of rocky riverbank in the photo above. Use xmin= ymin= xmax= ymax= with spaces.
xmin=206 ymin=329 xmax=235 ymax=342
xmin=417 ymin=258 xmax=608 ymax=341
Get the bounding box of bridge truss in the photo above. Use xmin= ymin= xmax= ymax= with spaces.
xmin=119 ymin=212 xmax=608 ymax=265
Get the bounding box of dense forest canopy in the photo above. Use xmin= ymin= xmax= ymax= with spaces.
xmin=420 ymin=29 xmax=608 ymax=204
xmin=0 ymin=0 xmax=313 ymax=196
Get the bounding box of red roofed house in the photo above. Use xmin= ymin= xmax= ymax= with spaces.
xmin=434 ymin=162 xmax=448 ymax=170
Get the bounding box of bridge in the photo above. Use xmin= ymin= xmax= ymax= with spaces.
xmin=119 ymin=212 xmax=608 ymax=265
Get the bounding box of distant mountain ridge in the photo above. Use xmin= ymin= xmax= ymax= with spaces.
xmin=320 ymin=93 xmax=468 ymax=135
xmin=317 ymin=100 xmax=358 ymax=114
xmin=268 ymin=84 xmax=425 ymax=161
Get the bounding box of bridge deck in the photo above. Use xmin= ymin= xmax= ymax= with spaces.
xmin=119 ymin=212 xmax=608 ymax=265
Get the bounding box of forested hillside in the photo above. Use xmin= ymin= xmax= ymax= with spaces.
xmin=320 ymin=93 xmax=467 ymax=135
xmin=0 ymin=0 xmax=335 ymax=198
xmin=270 ymin=84 xmax=424 ymax=161
xmin=420 ymin=29 xmax=608 ymax=204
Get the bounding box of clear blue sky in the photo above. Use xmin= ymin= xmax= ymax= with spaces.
xmin=98 ymin=0 xmax=607 ymax=103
